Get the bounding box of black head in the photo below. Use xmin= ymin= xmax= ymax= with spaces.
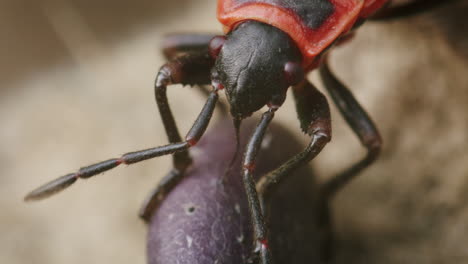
xmin=210 ymin=21 xmax=303 ymax=119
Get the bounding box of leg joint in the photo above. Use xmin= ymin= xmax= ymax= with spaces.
xmin=315 ymin=130 xmax=332 ymax=143
xmin=365 ymin=136 xmax=382 ymax=159
xmin=155 ymin=64 xmax=174 ymax=89
xmin=308 ymin=117 xmax=332 ymax=142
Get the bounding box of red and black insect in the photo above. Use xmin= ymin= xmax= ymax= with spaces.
xmin=25 ymin=1 xmax=455 ymax=263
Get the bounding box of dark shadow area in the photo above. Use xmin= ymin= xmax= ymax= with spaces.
xmin=430 ymin=0 xmax=468 ymax=58
xmin=0 ymin=0 xmax=193 ymax=90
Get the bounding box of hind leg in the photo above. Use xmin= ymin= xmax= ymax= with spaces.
xmin=315 ymin=58 xmax=383 ymax=260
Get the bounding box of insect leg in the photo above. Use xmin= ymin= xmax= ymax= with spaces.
xmin=139 ymin=169 xmax=182 ymax=222
xmin=191 ymin=82 xmax=228 ymax=115
xmin=370 ymin=0 xmax=457 ymax=21
xmin=137 ymin=55 xmax=218 ymax=221
xmin=257 ymin=81 xmax=331 ymax=203
xmin=161 ymin=34 xmax=228 ymax=114
xmin=315 ymin=59 xmax=382 ymax=258
xmin=155 ymin=52 xmax=214 ymax=171
xmin=25 ymin=90 xmax=219 ymax=201
xmin=256 ymin=80 xmax=332 ymax=261
xmin=243 ymin=110 xmax=276 ymax=264
xmin=318 ymin=59 xmax=382 ymax=203
xmin=140 ymin=87 xmax=221 ymax=222
xmin=139 ymin=53 xmax=218 ymax=221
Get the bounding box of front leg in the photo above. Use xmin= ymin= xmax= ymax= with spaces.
xmin=140 ymin=52 xmax=215 ymax=222
xmin=256 ymin=80 xmax=332 ymax=262
xmin=257 ymin=80 xmax=332 ymax=203
xmin=161 ymin=33 xmax=228 ymax=114
xmin=155 ymin=52 xmax=214 ymax=169
xmin=243 ymin=109 xmax=276 ymax=264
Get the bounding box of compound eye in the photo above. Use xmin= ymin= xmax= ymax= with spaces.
xmin=284 ymin=62 xmax=304 ymax=86
xmin=209 ymin=36 xmax=226 ymax=59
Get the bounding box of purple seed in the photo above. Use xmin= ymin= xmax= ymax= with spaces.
xmin=147 ymin=119 xmax=326 ymax=263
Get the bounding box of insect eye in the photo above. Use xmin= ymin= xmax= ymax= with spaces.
xmin=209 ymin=36 xmax=226 ymax=59
xmin=284 ymin=62 xmax=304 ymax=86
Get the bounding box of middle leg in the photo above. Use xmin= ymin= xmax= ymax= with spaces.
xmin=315 ymin=58 xmax=383 ymax=260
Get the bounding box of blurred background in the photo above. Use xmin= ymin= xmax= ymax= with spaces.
xmin=1 ymin=0 xmax=467 ymax=263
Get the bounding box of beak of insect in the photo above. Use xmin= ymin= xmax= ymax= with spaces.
xmin=233 ymin=116 xmax=242 ymax=132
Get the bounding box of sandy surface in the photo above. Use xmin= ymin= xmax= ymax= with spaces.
xmin=1 ymin=0 xmax=468 ymax=263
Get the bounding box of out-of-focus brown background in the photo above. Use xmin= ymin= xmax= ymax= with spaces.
xmin=1 ymin=0 xmax=467 ymax=263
